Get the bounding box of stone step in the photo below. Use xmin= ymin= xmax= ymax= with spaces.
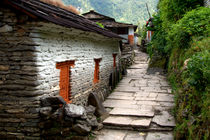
xmin=103 ymin=122 xmax=174 ymax=132
xmin=103 ymin=99 xmax=139 ymax=109
xmin=114 ymin=86 xmax=140 ymax=92
xmin=111 ymin=92 xmax=134 ymax=97
xmin=103 ymin=116 xmax=151 ymax=129
xmin=95 ymin=129 xmax=174 ymax=140
xmin=109 ymin=108 xmax=154 ymax=117
xmin=152 ymin=111 xmax=176 ymax=127
xmin=107 ymin=95 xmax=134 ymax=100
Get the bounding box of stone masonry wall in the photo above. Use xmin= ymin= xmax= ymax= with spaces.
xmin=28 ymin=22 xmax=120 ymax=106
xmin=0 ymin=5 xmax=120 ymax=139
xmin=0 ymin=6 xmax=42 ymax=139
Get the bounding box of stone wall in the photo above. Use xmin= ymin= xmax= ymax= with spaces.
xmin=0 ymin=4 xmax=120 ymax=139
xmin=28 ymin=22 xmax=120 ymax=105
xmin=204 ymin=0 xmax=210 ymax=7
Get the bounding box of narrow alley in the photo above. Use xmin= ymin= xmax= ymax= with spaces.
xmin=96 ymin=50 xmax=175 ymax=140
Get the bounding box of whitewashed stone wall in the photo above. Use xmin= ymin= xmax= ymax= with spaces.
xmin=0 ymin=6 xmax=120 ymax=139
xmin=29 ymin=23 xmax=120 ymax=105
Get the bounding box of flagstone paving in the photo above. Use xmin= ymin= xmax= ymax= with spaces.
xmin=95 ymin=50 xmax=175 ymax=140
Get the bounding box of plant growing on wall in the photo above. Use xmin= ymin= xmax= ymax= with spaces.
xmin=96 ymin=22 xmax=104 ymax=28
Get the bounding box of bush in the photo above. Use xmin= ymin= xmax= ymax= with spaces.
xmin=166 ymin=7 xmax=210 ymax=53
xmin=147 ymin=1 xmax=210 ymax=139
xmin=159 ymin=0 xmax=204 ymax=28
xmin=187 ymin=50 xmax=210 ymax=91
xmin=171 ymin=37 xmax=210 ymax=140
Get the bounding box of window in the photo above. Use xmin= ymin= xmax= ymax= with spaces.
xmin=93 ymin=58 xmax=102 ymax=84
xmin=113 ymin=54 xmax=117 ymax=68
xmin=56 ymin=60 xmax=75 ymax=103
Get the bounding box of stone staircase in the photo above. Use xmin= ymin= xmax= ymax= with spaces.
xmin=95 ymin=51 xmax=175 ymax=140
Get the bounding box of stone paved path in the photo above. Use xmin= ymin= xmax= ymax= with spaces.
xmin=95 ymin=50 xmax=175 ymax=140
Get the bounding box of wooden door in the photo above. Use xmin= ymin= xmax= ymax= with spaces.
xmin=56 ymin=61 xmax=75 ymax=103
xmin=59 ymin=66 xmax=70 ymax=102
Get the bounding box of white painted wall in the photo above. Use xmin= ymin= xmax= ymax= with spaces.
xmin=128 ymin=27 xmax=134 ymax=35
xmin=29 ymin=22 xmax=120 ymax=104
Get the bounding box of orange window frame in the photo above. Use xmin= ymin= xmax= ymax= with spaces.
xmin=93 ymin=58 xmax=102 ymax=84
xmin=56 ymin=60 xmax=75 ymax=103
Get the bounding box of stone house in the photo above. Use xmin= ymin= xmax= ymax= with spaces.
xmin=0 ymin=0 xmax=122 ymax=139
xmin=82 ymin=10 xmax=138 ymax=45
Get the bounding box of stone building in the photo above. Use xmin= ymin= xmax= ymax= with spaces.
xmin=0 ymin=0 xmax=122 ymax=139
xmin=82 ymin=10 xmax=138 ymax=45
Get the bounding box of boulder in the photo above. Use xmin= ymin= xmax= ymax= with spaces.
xmin=88 ymin=92 xmax=108 ymax=118
xmin=64 ymin=104 xmax=85 ymax=118
xmin=0 ymin=25 xmax=13 ymax=33
xmin=96 ymin=123 xmax=103 ymax=131
xmin=87 ymin=115 xmax=98 ymax=127
xmin=72 ymin=124 xmax=91 ymax=135
xmin=85 ymin=105 xmax=96 ymax=115
xmin=41 ymin=95 xmax=66 ymax=107
xmin=51 ymin=108 xmax=63 ymax=120
xmin=39 ymin=107 xmax=52 ymax=116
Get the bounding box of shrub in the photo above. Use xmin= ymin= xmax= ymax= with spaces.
xmin=171 ymin=37 xmax=210 ymax=140
xmin=166 ymin=7 xmax=210 ymax=53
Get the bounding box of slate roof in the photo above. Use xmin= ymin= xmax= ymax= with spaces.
xmin=82 ymin=10 xmax=115 ymax=21
xmin=4 ymin=0 xmax=122 ymax=39
xmin=82 ymin=10 xmax=138 ymax=30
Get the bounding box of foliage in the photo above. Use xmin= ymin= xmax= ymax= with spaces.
xmin=147 ymin=0 xmax=209 ymax=139
xmin=147 ymin=0 xmax=205 ymax=58
xmin=147 ymin=13 xmax=168 ymax=57
xmin=166 ymin=7 xmax=210 ymax=53
xmin=170 ymin=38 xmax=210 ymax=140
xmin=187 ymin=50 xmax=210 ymax=91
xmin=95 ymin=22 xmax=104 ymax=28
xmin=158 ymin=0 xmax=204 ymax=29
xmin=138 ymin=25 xmax=147 ymax=39
xmin=63 ymin=0 xmax=159 ymax=25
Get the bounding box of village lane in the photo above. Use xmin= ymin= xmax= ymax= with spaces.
xmin=95 ymin=50 xmax=175 ymax=140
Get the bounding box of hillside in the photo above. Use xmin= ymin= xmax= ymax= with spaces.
xmin=63 ymin=0 xmax=158 ymax=25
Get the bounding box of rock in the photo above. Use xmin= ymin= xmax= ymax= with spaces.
xmin=68 ymin=136 xmax=88 ymax=140
xmin=41 ymin=95 xmax=66 ymax=107
xmin=96 ymin=123 xmax=103 ymax=131
xmin=80 ymin=113 xmax=88 ymax=120
xmin=51 ymin=108 xmax=63 ymax=120
xmin=183 ymin=58 xmax=191 ymax=70
xmin=88 ymin=92 xmax=108 ymax=118
xmin=0 ymin=65 xmax=9 ymax=71
xmin=0 ymin=25 xmax=13 ymax=33
xmin=72 ymin=124 xmax=91 ymax=135
xmin=87 ymin=115 xmax=98 ymax=127
xmin=152 ymin=111 xmax=176 ymax=127
xmin=146 ymin=132 xmax=174 ymax=140
xmin=85 ymin=105 xmax=96 ymax=115
xmin=39 ymin=107 xmax=52 ymax=116
xmin=189 ymin=115 xmax=196 ymax=125
xmin=64 ymin=104 xmax=85 ymax=118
